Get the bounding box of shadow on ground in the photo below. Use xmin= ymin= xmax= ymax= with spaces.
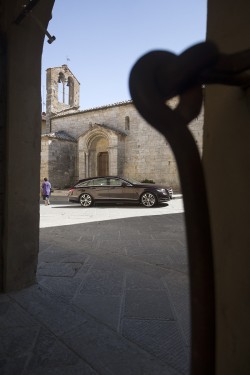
xmin=1 ymin=213 xmax=190 ymax=375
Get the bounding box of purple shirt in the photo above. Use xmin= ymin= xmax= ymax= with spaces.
xmin=42 ymin=181 xmax=51 ymax=195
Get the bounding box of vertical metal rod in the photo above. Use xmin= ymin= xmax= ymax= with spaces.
xmin=29 ymin=12 xmax=56 ymax=44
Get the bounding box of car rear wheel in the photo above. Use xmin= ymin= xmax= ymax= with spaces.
xmin=140 ymin=192 xmax=157 ymax=207
xmin=79 ymin=193 xmax=93 ymax=207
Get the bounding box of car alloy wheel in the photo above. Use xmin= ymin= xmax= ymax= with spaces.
xmin=141 ymin=192 xmax=157 ymax=207
xmin=79 ymin=193 xmax=93 ymax=207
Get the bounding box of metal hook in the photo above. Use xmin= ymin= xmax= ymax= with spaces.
xmin=130 ymin=40 xmax=250 ymax=374
xmin=129 ymin=42 xmax=221 ymax=375
xmin=29 ymin=12 xmax=56 ymax=44
xmin=14 ymin=0 xmax=56 ymax=44
xmin=153 ymin=41 xmax=250 ymax=102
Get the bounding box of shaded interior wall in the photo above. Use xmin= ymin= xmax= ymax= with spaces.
xmin=204 ymin=0 xmax=250 ymax=373
xmin=0 ymin=1 xmax=7 ymax=292
xmin=0 ymin=0 xmax=55 ymax=292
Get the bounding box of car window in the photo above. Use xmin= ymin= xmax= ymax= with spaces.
xmin=109 ymin=178 xmax=123 ymax=186
xmin=75 ymin=181 xmax=90 ymax=187
xmin=120 ymin=178 xmax=133 ymax=186
xmin=85 ymin=180 xmax=95 ymax=186
xmin=92 ymin=178 xmax=108 ymax=186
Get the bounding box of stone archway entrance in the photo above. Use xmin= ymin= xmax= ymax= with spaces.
xmin=78 ymin=123 xmax=126 ymax=180
xmin=88 ymin=135 xmax=109 ymax=177
xmin=98 ymin=151 xmax=109 ymax=175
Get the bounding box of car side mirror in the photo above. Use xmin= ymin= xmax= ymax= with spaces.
xmin=121 ymin=182 xmax=127 ymax=188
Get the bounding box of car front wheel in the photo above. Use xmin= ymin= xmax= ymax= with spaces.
xmin=140 ymin=192 xmax=157 ymax=207
xmin=79 ymin=193 xmax=93 ymax=207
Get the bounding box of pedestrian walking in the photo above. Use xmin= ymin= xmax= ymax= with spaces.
xmin=41 ymin=177 xmax=51 ymax=205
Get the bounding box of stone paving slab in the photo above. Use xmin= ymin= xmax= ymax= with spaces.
xmin=37 ymin=262 xmax=83 ymax=277
xmin=10 ymin=285 xmax=88 ymax=336
xmin=124 ymin=289 xmax=174 ymax=320
xmin=122 ymin=319 xmax=189 ymax=374
xmin=38 ymin=276 xmax=83 ymax=301
xmin=1 ymin=205 xmax=190 ymax=375
xmin=72 ymin=294 xmax=122 ymax=330
xmin=0 ymin=297 xmax=97 ymax=375
xmin=125 ymin=270 xmax=166 ymax=290
xmin=163 ymin=270 xmax=191 ymax=347
xmin=22 ymin=327 xmax=99 ymax=375
xmin=61 ymin=320 xmax=180 ymax=375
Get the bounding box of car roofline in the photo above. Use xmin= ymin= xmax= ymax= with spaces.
xmin=77 ymin=176 xmax=127 ymax=183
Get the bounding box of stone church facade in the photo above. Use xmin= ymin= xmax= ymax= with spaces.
xmin=41 ymin=65 xmax=204 ymax=191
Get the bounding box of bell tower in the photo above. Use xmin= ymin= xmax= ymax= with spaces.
xmin=46 ymin=64 xmax=80 ymax=132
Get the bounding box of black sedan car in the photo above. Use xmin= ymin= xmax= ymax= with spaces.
xmin=68 ymin=176 xmax=172 ymax=208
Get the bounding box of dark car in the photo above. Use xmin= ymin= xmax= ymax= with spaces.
xmin=68 ymin=176 xmax=172 ymax=208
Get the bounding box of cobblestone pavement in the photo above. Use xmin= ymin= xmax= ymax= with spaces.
xmin=0 ymin=198 xmax=190 ymax=375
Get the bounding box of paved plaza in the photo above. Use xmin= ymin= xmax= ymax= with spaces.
xmin=0 ymin=196 xmax=191 ymax=375
xmin=39 ymin=193 xmax=184 ymax=228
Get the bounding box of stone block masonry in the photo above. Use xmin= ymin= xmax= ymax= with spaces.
xmin=41 ymin=65 xmax=204 ymax=191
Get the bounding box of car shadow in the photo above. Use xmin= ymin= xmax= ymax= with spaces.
xmin=49 ymin=202 xmax=169 ymax=209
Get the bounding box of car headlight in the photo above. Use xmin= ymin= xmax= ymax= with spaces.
xmin=156 ymin=188 xmax=166 ymax=194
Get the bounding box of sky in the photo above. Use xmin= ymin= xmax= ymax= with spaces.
xmin=41 ymin=0 xmax=207 ymax=111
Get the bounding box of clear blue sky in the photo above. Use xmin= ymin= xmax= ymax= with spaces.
xmin=42 ymin=0 xmax=207 ymax=111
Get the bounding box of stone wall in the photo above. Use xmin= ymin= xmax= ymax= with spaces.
xmin=41 ymin=117 xmax=46 ymax=134
xmin=41 ymin=136 xmax=77 ymax=188
xmin=49 ymin=101 xmax=203 ymax=191
xmin=46 ymin=65 xmax=80 ymax=132
xmin=40 ymin=138 xmax=49 ymax=181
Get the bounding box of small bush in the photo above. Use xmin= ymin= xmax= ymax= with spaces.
xmin=141 ymin=179 xmax=155 ymax=184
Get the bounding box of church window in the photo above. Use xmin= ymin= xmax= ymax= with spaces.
xmin=125 ymin=116 xmax=130 ymax=130
xmin=67 ymin=76 xmax=74 ymax=106
xmin=58 ymin=72 xmax=66 ymax=103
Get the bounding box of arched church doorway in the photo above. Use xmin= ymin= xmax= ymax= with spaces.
xmin=98 ymin=152 xmax=109 ymax=175
xmin=78 ymin=124 xmax=122 ymax=180
xmin=88 ymin=135 xmax=109 ymax=177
